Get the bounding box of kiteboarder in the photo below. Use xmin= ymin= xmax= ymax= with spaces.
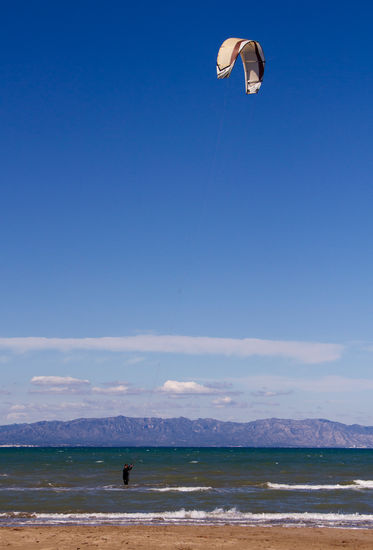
xmin=122 ymin=463 xmax=133 ymax=486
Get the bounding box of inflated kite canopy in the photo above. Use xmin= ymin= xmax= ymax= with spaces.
xmin=216 ymin=38 xmax=265 ymax=94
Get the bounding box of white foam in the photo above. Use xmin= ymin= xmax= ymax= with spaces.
xmin=353 ymin=480 xmax=373 ymax=489
xmin=150 ymin=486 xmax=212 ymax=492
xmin=267 ymin=480 xmax=373 ymax=491
xmin=2 ymin=509 xmax=373 ymax=527
xmin=268 ymin=483 xmax=351 ymax=490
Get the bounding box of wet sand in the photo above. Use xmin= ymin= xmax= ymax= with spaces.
xmin=1 ymin=525 xmax=373 ymax=549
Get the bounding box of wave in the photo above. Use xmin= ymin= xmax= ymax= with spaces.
xmin=150 ymin=486 xmax=212 ymax=492
xmin=3 ymin=480 xmax=373 ymax=493
xmin=0 ymin=485 xmax=212 ymax=493
xmin=0 ymin=486 xmax=123 ymax=492
xmin=267 ymin=480 xmax=373 ymax=491
xmin=2 ymin=509 xmax=373 ymax=528
xmin=353 ymin=480 xmax=373 ymax=489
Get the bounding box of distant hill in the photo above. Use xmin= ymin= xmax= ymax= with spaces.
xmin=2 ymin=416 xmax=373 ymax=447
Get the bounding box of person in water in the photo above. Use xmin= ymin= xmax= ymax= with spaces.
xmin=122 ymin=463 xmax=133 ymax=486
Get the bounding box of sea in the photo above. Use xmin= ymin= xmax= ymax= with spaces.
xmin=1 ymin=447 xmax=373 ymax=528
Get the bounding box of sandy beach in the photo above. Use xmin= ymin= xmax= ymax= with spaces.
xmin=1 ymin=525 xmax=373 ymax=549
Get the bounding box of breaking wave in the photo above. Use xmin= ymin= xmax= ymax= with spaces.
xmin=150 ymin=486 xmax=212 ymax=492
xmin=0 ymin=484 xmax=211 ymax=493
xmin=2 ymin=509 xmax=373 ymax=528
xmin=267 ymin=480 xmax=373 ymax=490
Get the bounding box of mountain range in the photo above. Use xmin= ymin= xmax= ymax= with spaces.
xmin=2 ymin=415 xmax=373 ymax=447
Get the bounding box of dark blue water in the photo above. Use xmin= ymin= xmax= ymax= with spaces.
xmin=1 ymin=447 xmax=373 ymax=527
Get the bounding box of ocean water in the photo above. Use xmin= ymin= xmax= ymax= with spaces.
xmin=1 ymin=447 xmax=373 ymax=527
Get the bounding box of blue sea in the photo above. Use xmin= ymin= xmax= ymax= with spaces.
xmin=1 ymin=447 xmax=373 ymax=528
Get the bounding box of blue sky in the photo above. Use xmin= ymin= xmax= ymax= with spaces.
xmin=1 ymin=0 xmax=372 ymax=425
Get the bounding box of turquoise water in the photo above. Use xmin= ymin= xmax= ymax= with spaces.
xmin=1 ymin=447 xmax=373 ymax=527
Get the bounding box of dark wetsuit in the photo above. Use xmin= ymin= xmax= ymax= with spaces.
xmin=122 ymin=464 xmax=133 ymax=485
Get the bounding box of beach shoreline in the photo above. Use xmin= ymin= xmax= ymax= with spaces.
xmin=1 ymin=525 xmax=373 ymax=549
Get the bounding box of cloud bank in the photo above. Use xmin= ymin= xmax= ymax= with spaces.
xmin=212 ymin=396 xmax=234 ymax=407
xmin=242 ymin=375 xmax=373 ymax=393
xmin=0 ymin=335 xmax=343 ymax=363
xmin=92 ymin=384 xmax=130 ymax=394
xmin=30 ymin=376 xmax=90 ymax=393
xmin=29 ymin=377 xmax=140 ymax=396
xmin=159 ymin=380 xmax=214 ymax=395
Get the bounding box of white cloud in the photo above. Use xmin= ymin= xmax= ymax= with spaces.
xmin=30 ymin=376 xmax=90 ymax=394
xmin=31 ymin=376 xmax=89 ymax=386
xmin=29 ymin=377 xmax=144 ymax=396
xmin=92 ymin=384 xmax=130 ymax=394
xmin=125 ymin=356 xmax=146 ymax=365
xmin=5 ymin=399 xmax=115 ymax=422
xmin=159 ymin=380 xmax=214 ymax=395
xmin=9 ymin=404 xmax=26 ymax=411
xmin=212 ymin=396 xmax=233 ymax=407
xmin=362 ymin=345 xmax=373 ymax=353
xmin=242 ymin=375 xmax=373 ymax=394
xmin=3 ymin=397 xmax=159 ymax=424
xmin=0 ymin=334 xmax=343 ymax=363
xmin=6 ymin=412 xmax=28 ymax=422
xmin=251 ymin=390 xmax=293 ymax=398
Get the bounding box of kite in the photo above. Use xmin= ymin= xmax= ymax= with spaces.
xmin=216 ymin=38 xmax=265 ymax=94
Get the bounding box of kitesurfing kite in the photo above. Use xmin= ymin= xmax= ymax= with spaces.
xmin=216 ymin=38 xmax=265 ymax=94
